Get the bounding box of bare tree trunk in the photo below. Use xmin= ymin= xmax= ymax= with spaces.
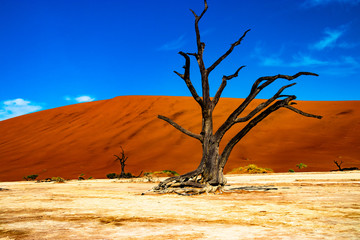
xmin=120 ymin=163 xmax=126 ymax=177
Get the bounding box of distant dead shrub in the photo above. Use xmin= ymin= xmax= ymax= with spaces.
xmin=106 ymin=173 xmax=117 ymax=179
xmin=228 ymin=164 xmax=273 ymax=174
xmin=106 ymin=172 xmax=138 ymax=179
xmin=23 ymin=174 xmax=38 ymax=181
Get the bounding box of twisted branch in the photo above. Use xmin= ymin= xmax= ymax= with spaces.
xmin=213 ymin=66 xmax=245 ymax=107
xmin=215 ymin=72 xmax=319 ymax=141
xmin=207 ymin=29 xmax=251 ymax=74
xmin=158 ymin=115 xmax=203 ymax=142
xmin=174 ymin=51 xmax=203 ymax=107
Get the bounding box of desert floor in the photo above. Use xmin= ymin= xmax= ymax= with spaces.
xmin=1 ymin=171 xmax=359 ymax=240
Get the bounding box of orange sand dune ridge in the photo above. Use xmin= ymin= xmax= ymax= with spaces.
xmin=0 ymin=96 xmax=359 ymax=181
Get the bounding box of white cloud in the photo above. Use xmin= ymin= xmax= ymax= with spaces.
xmin=65 ymin=95 xmax=95 ymax=103
xmin=0 ymin=98 xmax=42 ymax=121
xmin=158 ymin=35 xmax=187 ymax=51
xmin=75 ymin=96 xmax=95 ymax=103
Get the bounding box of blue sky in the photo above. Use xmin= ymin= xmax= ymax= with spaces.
xmin=1 ymin=0 xmax=359 ymax=121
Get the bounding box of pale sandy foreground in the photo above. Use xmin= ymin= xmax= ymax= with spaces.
xmin=1 ymin=171 xmax=359 ymax=240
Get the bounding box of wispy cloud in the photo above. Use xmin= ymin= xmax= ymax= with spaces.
xmin=0 ymin=98 xmax=42 ymax=121
xmin=303 ymin=0 xmax=360 ymax=7
xmin=253 ymin=42 xmax=287 ymax=66
xmin=253 ymin=42 xmax=327 ymax=67
xmin=158 ymin=35 xmax=187 ymax=51
xmin=258 ymin=52 xmax=360 ymax=76
xmin=65 ymin=95 xmax=95 ymax=103
xmin=310 ymin=26 xmax=358 ymax=50
xmin=311 ymin=29 xmax=344 ymax=50
xmin=253 ymin=32 xmax=359 ymax=74
xmin=338 ymin=42 xmax=359 ymax=48
xmin=262 ymin=57 xmax=284 ymax=67
xmin=290 ymin=54 xmax=329 ymax=67
xmin=261 ymin=54 xmax=328 ymax=67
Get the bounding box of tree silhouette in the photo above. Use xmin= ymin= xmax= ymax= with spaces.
xmin=114 ymin=146 xmax=128 ymax=178
xmin=152 ymin=0 xmax=322 ymax=195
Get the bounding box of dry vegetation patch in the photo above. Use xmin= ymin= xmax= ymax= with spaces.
xmin=227 ymin=164 xmax=274 ymax=174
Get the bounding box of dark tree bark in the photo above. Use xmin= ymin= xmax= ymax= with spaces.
xmin=151 ymin=0 xmax=322 ymax=195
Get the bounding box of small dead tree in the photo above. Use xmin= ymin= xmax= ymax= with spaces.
xmin=333 ymin=160 xmax=359 ymax=171
xmin=151 ymin=1 xmax=322 ymax=195
xmin=334 ymin=160 xmax=343 ymax=171
xmin=114 ymin=146 xmax=128 ymax=178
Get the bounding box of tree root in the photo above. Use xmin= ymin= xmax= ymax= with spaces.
xmin=142 ymin=170 xmax=224 ymax=196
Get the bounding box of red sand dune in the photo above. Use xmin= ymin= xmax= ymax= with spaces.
xmin=0 ymin=96 xmax=359 ymax=181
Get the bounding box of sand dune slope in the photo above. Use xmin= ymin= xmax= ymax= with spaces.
xmin=0 ymin=96 xmax=359 ymax=181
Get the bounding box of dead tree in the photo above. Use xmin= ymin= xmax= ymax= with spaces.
xmin=151 ymin=0 xmax=322 ymax=195
xmin=114 ymin=146 xmax=128 ymax=178
xmin=333 ymin=160 xmax=359 ymax=171
xmin=334 ymin=160 xmax=343 ymax=171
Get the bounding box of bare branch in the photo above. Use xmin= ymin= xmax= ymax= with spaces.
xmin=207 ymin=29 xmax=251 ymax=74
xmin=179 ymin=51 xmax=190 ymax=79
xmin=219 ymin=100 xmax=286 ymax=168
xmin=190 ymin=0 xmax=208 ymax=18
xmin=190 ymin=1 xmax=210 ymax=103
xmin=235 ymin=84 xmax=297 ymax=123
xmin=212 ymin=66 xmax=245 ymax=107
xmin=186 ymin=52 xmax=199 ymax=59
xmin=158 ymin=115 xmax=203 ymax=142
xmin=190 ymin=0 xmax=208 ymax=54
xmin=114 ymin=154 xmax=127 ymax=163
xmin=284 ymin=105 xmax=323 ymax=119
xmin=215 ymin=71 xmax=318 ymax=142
xmin=254 ymin=72 xmax=319 ymax=92
xmin=217 ymin=72 xmax=318 ymax=138
xmin=224 ymin=66 xmax=246 ymax=81
xmin=175 ymin=52 xmax=204 ymax=107
xmin=114 ymin=146 xmax=128 ymax=163
xmin=219 ymin=96 xmax=295 ymax=168
xmin=219 ymin=96 xmax=322 ymax=168
xmin=174 ymin=71 xmax=184 ymax=79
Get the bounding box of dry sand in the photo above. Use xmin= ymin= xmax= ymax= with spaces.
xmin=1 ymin=171 xmax=359 ymax=239
xmin=0 ymin=96 xmax=359 ymax=181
